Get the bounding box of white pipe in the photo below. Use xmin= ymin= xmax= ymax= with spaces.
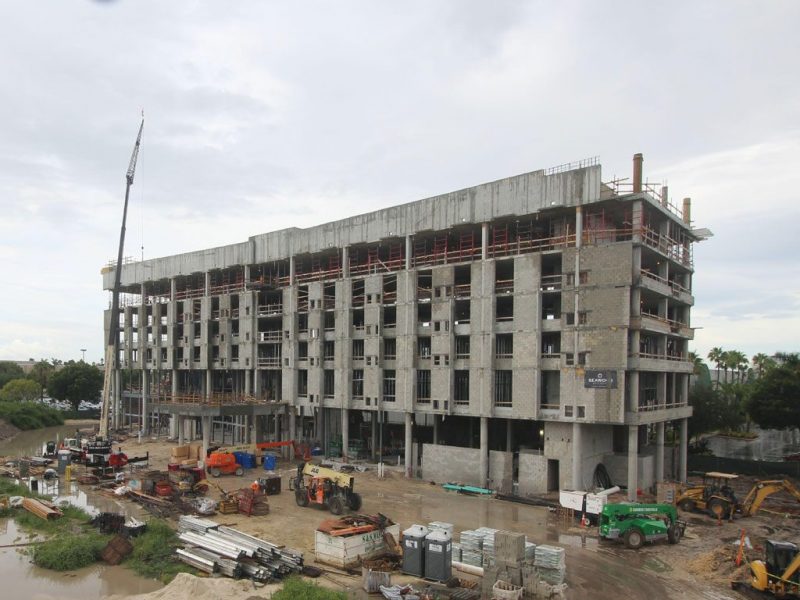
xmin=596 ymin=486 xmax=621 ymax=497
xmin=452 ymin=560 xmax=484 ymax=577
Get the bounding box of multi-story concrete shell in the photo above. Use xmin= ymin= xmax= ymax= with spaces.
xmin=102 ymin=154 xmax=702 ymax=499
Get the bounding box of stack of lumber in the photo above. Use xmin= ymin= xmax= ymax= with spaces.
xmin=22 ymin=497 xmax=63 ymax=520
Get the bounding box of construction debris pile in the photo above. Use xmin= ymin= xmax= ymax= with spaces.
xmin=480 ymin=531 xmax=567 ymax=600
xmin=176 ymin=515 xmax=303 ymax=582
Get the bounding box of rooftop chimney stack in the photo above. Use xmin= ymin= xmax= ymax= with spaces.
xmin=682 ymin=197 xmax=691 ymax=225
xmin=632 ymin=153 xmax=643 ymax=193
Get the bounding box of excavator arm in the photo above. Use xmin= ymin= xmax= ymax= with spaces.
xmin=741 ymin=480 xmax=800 ymax=516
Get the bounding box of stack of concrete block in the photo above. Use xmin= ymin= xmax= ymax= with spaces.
xmin=428 ymin=521 xmax=454 ymax=536
xmin=459 ymin=530 xmax=483 ymax=567
xmin=495 ymin=531 xmax=526 ymax=564
xmin=533 ymin=545 xmax=566 ymax=585
xmin=524 ymin=542 xmax=536 ymax=560
xmin=475 ymin=527 xmax=499 ymax=567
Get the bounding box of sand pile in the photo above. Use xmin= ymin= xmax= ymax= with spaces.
xmin=105 ymin=573 xmax=282 ymax=600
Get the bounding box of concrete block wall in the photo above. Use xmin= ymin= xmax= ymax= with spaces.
xmin=518 ymin=451 xmax=548 ymax=496
xmin=544 ymin=421 xmax=573 ymax=489
xmin=489 ymin=450 xmax=514 ymax=493
xmin=421 ymin=443 xmax=482 ymax=487
xmin=603 ymin=452 xmax=656 ymax=491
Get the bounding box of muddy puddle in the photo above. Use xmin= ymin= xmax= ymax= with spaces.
xmin=0 ymin=426 xmax=162 ymax=599
xmin=0 ymin=423 xmax=95 ymax=458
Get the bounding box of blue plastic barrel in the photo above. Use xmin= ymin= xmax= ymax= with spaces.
xmin=263 ymin=454 xmax=277 ymax=471
xmin=242 ymin=453 xmax=256 ymax=469
xmin=233 ymin=451 xmax=245 ymax=467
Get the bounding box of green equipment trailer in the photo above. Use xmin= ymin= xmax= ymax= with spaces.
xmin=599 ymin=503 xmax=686 ymax=549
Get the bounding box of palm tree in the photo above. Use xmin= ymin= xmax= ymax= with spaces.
xmin=751 ymin=353 xmax=771 ymax=378
xmin=708 ymin=347 xmax=724 ymax=386
xmin=688 ymin=351 xmax=705 ymax=375
xmin=726 ymin=350 xmax=748 ymax=383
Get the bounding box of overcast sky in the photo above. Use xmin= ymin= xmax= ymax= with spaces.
xmin=0 ymin=0 xmax=798 ymax=365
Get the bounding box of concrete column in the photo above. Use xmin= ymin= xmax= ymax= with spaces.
xmin=141 ymin=370 xmax=149 ymax=435
xmin=479 ymin=416 xmax=488 ymax=488
xmin=289 ymin=255 xmax=296 ymax=285
xmin=481 ymin=223 xmax=489 ymax=260
xmin=341 ymin=408 xmax=349 ymax=460
xmin=627 ymin=425 xmax=638 ymax=501
xmin=201 ymin=416 xmax=211 ymax=460
xmin=572 ymin=422 xmax=582 ymax=490
xmin=433 ymin=415 xmax=439 ymax=445
xmin=506 ymin=419 xmax=513 ymax=453
xmin=681 ymin=374 xmax=689 ymax=406
xmin=177 ymin=416 xmax=184 ymax=445
xmin=170 ymin=277 xmax=176 ymax=302
xmin=171 ymin=368 xmax=178 ymax=399
xmin=204 ymin=272 xmax=210 ymax=296
xmin=659 ymin=372 xmax=667 ymax=409
xmin=254 ymin=370 xmax=261 ymax=400
xmin=342 ymin=247 xmax=349 ymax=278
xmin=371 ymin=413 xmax=378 ymax=460
xmin=575 ymin=205 xmax=583 ymax=248
xmin=679 ymin=418 xmax=688 ymax=482
xmin=289 ymin=406 xmax=297 ymax=442
xmin=244 ymin=415 xmax=251 ymax=444
xmin=628 ymin=370 xmax=640 ymax=412
xmin=655 ymin=422 xmax=665 ymax=483
xmin=244 ymin=370 xmax=251 ymax=396
xmin=404 ymin=412 xmax=413 ymax=478
xmin=405 ymin=235 xmax=412 ymax=270
xmin=206 ymin=369 xmax=212 ymax=399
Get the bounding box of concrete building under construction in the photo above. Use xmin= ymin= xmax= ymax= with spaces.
xmin=102 ymin=154 xmax=706 ymax=499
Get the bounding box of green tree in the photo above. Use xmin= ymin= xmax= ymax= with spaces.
xmin=0 ymin=361 xmax=25 ymax=389
xmin=48 ymin=361 xmax=103 ymax=411
xmin=708 ymin=347 xmax=724 ymax=385
xmin=747 ymin=357 xmax=800 ymax=430
xmin=725 ymin=350 xmax=748 ymax=383
xmin=688 ymin=383 xmax=725 ymax=443
xmin=751 ymin=353 xmax=776 ymax=377
xmin=0 ymin=378 xmax=41 ymax=403
xmin=28 ymin=359 xmax=56 ymax=401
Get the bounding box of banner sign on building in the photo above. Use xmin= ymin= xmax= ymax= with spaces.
xmin=584 ymin=370 xmax=618 ymax=389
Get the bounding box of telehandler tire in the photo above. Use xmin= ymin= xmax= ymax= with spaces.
xmin=329 ymin=496 xmax=345 ymax=515
xmin=624 ymin=527 xmax=644 ymax=550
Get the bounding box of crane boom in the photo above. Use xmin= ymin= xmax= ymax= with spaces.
xmin=100 ymin=117 xmax=145 ymax=439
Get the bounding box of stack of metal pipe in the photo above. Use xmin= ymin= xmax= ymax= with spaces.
xmin=175 ymin=517 xmax=303 ymax=582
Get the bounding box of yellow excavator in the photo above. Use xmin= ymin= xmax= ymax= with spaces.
xmin=733 ymin=540 xmax=800 ymax=597
xmin=677 ymin=473 xmax=800 ymax=519
xmin=676 ymin=472 xmax=740 ymax=518
xmin=290 ymin=463 xmax=362 ymax=515
xmin=740 ymin=479 xmax=800 ymax=517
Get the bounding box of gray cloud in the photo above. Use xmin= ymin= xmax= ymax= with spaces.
xmin=0 ymin=0 xmax=798 ymax=361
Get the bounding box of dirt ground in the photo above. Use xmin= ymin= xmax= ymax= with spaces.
xmin=109 ymin=438 xmax=800 ymax=600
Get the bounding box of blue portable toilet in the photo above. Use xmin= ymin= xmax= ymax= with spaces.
xmin=263 ymin=454 xmax=277 ymax=471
